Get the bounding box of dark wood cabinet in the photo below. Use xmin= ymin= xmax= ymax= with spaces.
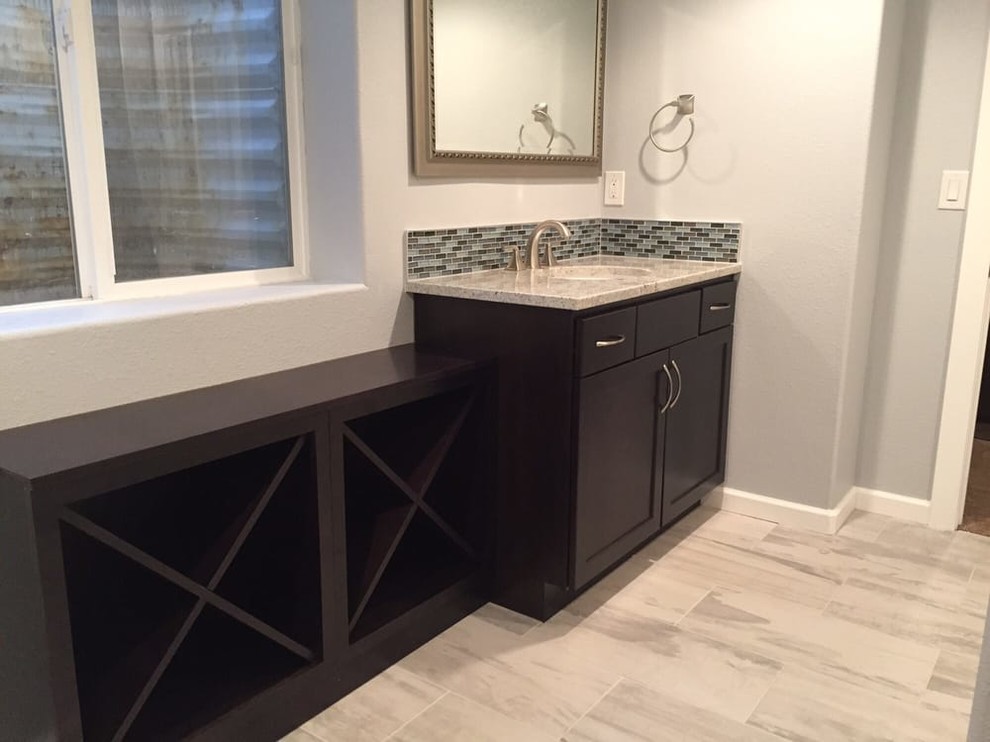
xmin=636 ymin=291 xmax=700 ymax=355
xmin=662 ymin=328 xmax=734 ymax=526
xmin=415 ymin=275 xmax=738 ymax=620
xmin=0 ymin=346 xmax=495 ymax=742
xmin=574 ymin=351 xmax=668 ymax=589
xmin=577 ymin=307 xmax=637 ymax=376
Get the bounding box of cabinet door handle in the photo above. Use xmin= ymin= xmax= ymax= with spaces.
xmin=660 ymin=364 xmax=675 ymax=415
xmin=709 ymin=303 xmax=732 ymax=312
xmin=595 ymin=335 xmax=626 ymax=348
xmin=670 ymin=360 xmax=683 ymax=409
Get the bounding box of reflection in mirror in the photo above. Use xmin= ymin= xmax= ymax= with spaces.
xmin=432 ymin=0 xmax=599 ymax=156
xmin=410 ymin=0 xmax=607 ymax=177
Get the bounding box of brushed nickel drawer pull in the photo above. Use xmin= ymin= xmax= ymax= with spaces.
xmin=660 ymin=364 xmax=675 ymax=415
xmin=670 ymin=360 xmax=683 ymax=409
xmin=596 ymin=335 xmax=627 ymax=348
xmin=709 ymin=303 xmax=732 ymax=311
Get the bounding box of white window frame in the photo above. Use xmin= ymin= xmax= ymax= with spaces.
xmin=11 ymin=0 xmax=310 ymax=308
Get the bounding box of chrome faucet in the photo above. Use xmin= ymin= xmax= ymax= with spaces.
xmin=524 ymin=219 xmax=572 ymax=269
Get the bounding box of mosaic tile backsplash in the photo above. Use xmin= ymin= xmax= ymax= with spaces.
xmin=406 ymin=218 xmax=740 ymax=279
xmin=601 ymin=219 xmax=740 ymax=263
xmin=406 ymin=219 xmax=601 ymax=279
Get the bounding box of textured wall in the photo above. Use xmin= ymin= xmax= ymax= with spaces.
xmin=830 ymin=0 xmax=906 ymax=507
xmin=602 ymin=0 xmax=890 ymax=508
xmin=858 ymin=0 xmax=990 ymax=501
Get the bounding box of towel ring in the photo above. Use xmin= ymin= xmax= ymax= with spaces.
xmin=519 ymin=102 xmax=557 ymax=154
xmin=649 ymin=94 xmax=696 ymax=153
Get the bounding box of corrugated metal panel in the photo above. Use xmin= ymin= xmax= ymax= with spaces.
xmin=92 ymin=0 xmax=292 ymax=281
xmin=0 ymin=0 xmax=291 ymax=304
xmin=0 ymin=0 xmax=78 ymax=307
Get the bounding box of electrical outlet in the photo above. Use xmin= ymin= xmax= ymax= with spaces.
xmin=604 ymin=171 xmax=625 ymax=206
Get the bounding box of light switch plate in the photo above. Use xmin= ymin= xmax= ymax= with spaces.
xmin=939 ymin=170 xmax=970 ymax=211
xmin=604 ymin=171 xmax=625 ymax=207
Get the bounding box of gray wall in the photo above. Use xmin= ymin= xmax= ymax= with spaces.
xmin=831 ymin=0 xmax=907 ymax=507
xmin=603 ymin=0 xmax=890 ymax=508
xmin=858 ymin=0 xmax=990 ymax=501
xmin=602 ymin=0 xmax=990 ymax=508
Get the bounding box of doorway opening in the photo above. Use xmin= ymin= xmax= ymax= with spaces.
xmin=931 ymin=29 xmax=990 ymax=533
xmin=961 ymin=341 xmax=990 ymax=536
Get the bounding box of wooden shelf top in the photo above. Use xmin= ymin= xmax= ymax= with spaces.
xmin=0 ymin=345 xmax=484 ymax=485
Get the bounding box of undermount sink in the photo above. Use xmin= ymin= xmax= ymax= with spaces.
xmin=546 ymin=265 xmax=655 ymax=281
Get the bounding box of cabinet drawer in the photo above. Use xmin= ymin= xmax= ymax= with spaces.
xmin=578 ymin=307 xmax=637 ymax=376
xmin=700 ymin=282 xmax=737 ymax=333
xmin=636 ymin=291 xmax=700 ymax=356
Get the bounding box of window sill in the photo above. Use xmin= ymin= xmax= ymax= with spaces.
xmin=0 ymin=282 xmax=367 ymax=339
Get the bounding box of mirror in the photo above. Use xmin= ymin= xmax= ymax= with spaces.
xmin=410 ymin=0 xmax=608 ymax=177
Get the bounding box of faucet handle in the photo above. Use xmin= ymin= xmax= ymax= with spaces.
xmin=545 ymin=238 xmax=559 ymax=267
xmin=504 ymin=246 xmax=524 ymax=272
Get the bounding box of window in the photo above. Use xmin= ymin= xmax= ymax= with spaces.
xmin=1 ymin=0 xmax=76 ymax=306
xmin=0 ymin=0 xmax=304 ymax=309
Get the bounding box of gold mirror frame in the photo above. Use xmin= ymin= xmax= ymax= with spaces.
xmin=410 ymin=0 xmax=608 ymax=178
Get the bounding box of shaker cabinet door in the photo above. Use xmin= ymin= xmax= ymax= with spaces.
xmin=662 ymin=327 xmax=733 ymax=527
xmin=573 ymin=351 xmax=668 ymax=589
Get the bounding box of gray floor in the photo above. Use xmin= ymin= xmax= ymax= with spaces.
xmin=285 ymin=508 xmax=990 ymax=741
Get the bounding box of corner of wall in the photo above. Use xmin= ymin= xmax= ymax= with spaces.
xmin=829 ymin=0 xmax=907 ymax=508
xmin=855 ymin=0 xmax=990 ymax=502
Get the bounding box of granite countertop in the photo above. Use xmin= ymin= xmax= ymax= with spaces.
xmin=405 ymin=255 xmax=742 ymax=311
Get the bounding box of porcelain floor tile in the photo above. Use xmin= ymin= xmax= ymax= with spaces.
xmin=536 ymin=606 xmax=782 ymax=722
xmin=285 ymin=512 xmax=982 ymax=741
xmin=301 ymin=667 xmax=445 ymax=742
xmin=665 ymin=507 xmax=778 ymax=548
xmin=563 ymin=556 xmax=711 ymax=626
xmin=836 ymin=511 xmax=893 ymax=542
xmin=471 ymin=602 xmax=542 ymax=636
xmin=966 ymin=567 xmax=990 ymax=620
xmin=946 ymin=529 xmax=990 ymax=567
xmin=754 ymin=526 xmax=973 ymax=599
xmin=679 ymin=587 xmax=940 ymax=692
xmin=749 ymin=666 xmax=970 ymax=742
xmin=924 ymin=689 xmax=975 ymax=717
xmin=398 ymin=613 xmax=620 ymax=737
xmin=824 ymin=577 xmax=986 ymax=653
xmin=563 ymin=678 xmax=785 ymax=742
xmin=928 ymin=650 xmax=982 ymax=700
xmin=281 ymin=731 xmax=322 ymax=742
xmin=643 ymin=534 xmax=840 ymax=610
xmin=389 ymin=692 xmax=556 ymax=742
xmin=874 ymin=521 xmax=961 ymax=562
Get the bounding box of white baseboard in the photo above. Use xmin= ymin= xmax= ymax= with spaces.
xmin=705 ymin=486 xmax=857 ymax=535
xmin=854 ymin=487 xmax=931 ymax=524
xmin=705 ymin=485 xmax=933 ymax=533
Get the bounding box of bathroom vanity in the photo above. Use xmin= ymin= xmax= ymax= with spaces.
xmin=410 ymin=256 xmax=741 ymax=619
xmin=0 ymin=256 xmax=740 ymax=740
